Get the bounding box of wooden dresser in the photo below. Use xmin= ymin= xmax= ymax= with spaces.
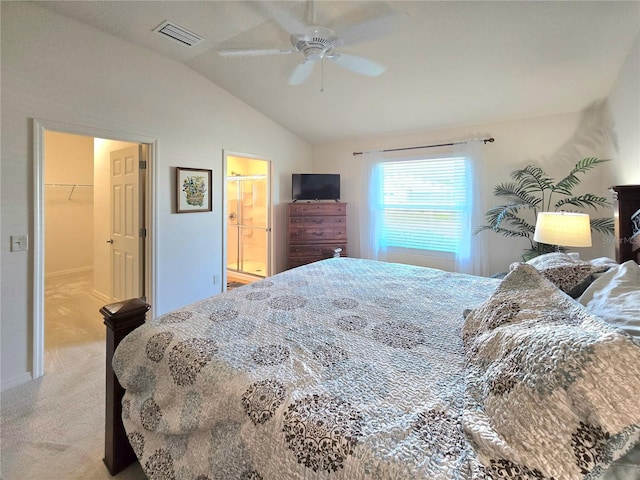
xmin=287 ymin=202 xmax=347 ymax=268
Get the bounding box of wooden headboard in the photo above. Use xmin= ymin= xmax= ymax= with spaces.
xmin=611 ymin=185 xmax=640 ymax=264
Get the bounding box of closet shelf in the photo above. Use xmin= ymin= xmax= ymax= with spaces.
xmin=45 ymin=183 xmax=93 ymax=200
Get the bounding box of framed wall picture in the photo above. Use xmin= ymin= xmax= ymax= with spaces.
xmin=176 ymin=167 xmax=212 ymax=213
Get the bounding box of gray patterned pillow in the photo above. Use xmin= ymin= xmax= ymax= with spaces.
xmin=463 ymin=264 xmax=640 ymax=480
xmin=539 ymin=262 xmax=596 ymax=297
xmin=511 ymin=252 xmax=603 ymax=298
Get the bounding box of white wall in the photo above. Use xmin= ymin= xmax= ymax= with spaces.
xmin=0 ymin=2 xmax=311 ymax=390
xmin=313 ymin=106 xmax=619 ymax=275
xmin=44 ymin=132 xmax=94 ymax=275
xmin=607 ymin=33 xmax=640 ymax=184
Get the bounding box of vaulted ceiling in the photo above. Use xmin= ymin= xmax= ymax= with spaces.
xmin=36 ymin=1 xmax=640 ymax=145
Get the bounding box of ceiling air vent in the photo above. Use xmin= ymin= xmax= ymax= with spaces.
xmin=153 ymin=21 xmax=204 ymax=47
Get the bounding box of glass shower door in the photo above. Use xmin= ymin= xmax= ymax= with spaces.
xmin=227 ymin=176 xmax=268 ymax=278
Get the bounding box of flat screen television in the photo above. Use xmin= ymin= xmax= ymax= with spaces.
xmin=292 ymin=173 xmax=340 ymax=202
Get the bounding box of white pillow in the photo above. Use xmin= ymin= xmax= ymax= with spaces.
xmin=578 ymin=260 xmax=640 ymax=339
xmin=588 ymin=256 xmax=619 ymax=271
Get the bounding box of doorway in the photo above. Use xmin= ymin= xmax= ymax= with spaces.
xmin=33 ymin=119 xmax=156 ymax=379
xmin=224 ymin=153 xmax=271 ymax=288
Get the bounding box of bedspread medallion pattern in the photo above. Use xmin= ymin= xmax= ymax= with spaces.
xmin=463 ymin=264 xmax=640 ymax=480
xmin=113 ymin=258 xmax=640 ymax=479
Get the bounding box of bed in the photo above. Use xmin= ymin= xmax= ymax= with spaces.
xmin=101 ymin=184 xmax=640 ymax=480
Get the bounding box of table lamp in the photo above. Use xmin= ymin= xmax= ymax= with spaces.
xmin=533 ymin=212 xmax=592 ymax=249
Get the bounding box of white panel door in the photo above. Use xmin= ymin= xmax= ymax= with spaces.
xmin=110 ymin=146 xmax=141 ymax=302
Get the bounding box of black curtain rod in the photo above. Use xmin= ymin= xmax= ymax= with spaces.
xmin=352 ymin=137 xmax=494 ymax=156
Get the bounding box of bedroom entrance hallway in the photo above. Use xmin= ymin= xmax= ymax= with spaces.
xmin=224 ymin=153 xmax=272 ymax=288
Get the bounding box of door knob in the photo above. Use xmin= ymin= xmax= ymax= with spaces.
xmin=106 ymin=239 xmax=114 ymax=244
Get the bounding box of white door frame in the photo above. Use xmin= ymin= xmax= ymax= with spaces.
xmin=32 ymin=118 xmax=157 ymax=379
xmin=222 ymin=150 xmax=273 ymax=289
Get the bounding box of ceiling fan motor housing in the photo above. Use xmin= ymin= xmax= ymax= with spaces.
xmin=292 ymin=26 xmax=337 ymax=61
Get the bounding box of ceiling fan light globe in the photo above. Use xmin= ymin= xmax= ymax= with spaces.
xmin=305 ymin=47 xmax=325 ymax=62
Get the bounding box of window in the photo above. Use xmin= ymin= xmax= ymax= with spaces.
xmin=379 ymin=156 xmax=466 ymax=253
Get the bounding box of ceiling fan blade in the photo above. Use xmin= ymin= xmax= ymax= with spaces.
xmin=288 ymin=61 xmax=316 ymax=85
xmin=329 ymin=53 xmax=386 ymax=77
xmin=219 ymin=48 xmax=295 ymax=57
xmin=335 ymin=9 xmax=407 ymax=47
xmin=257 ymin=1 xmax=307 ymax=36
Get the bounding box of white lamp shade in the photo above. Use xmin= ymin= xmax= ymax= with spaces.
xmin=533 ymin=212 xmax=592 ymax=247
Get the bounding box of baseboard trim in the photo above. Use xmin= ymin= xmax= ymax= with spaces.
xmin=227 ymin=270 xmax=264 ymax=285
xmin=1 ymin=372 xmax=33 ymax=393
xmin=45 ymin=266 xmax=93 ymax=278
xmin=92 ymin=289 xmax=111 ymax=303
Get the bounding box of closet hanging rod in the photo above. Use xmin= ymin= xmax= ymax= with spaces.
xmin=352 ymin=137 xmax=494 ymax=156
xmin=44 ymin=183 xmax=94 ymax=187
xmin=44 ymin=183 xmax=93 ymax=200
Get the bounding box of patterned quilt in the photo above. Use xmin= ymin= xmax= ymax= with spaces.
xmin=112 ymin=258 xmax=640 ymax=480
xmin=113 ymin=258 xmax=497 ymax=479
xmin=462 ymin=264 xmax=640 ymax=480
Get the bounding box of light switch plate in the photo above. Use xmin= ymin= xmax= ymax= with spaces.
xmin=10 ymin=235 xmax=28 ymax=252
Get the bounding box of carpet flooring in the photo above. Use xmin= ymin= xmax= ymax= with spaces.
xmin=1 ymin=271 xmax=146 ymax=480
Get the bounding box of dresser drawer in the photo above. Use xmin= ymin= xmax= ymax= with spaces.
xmin=288 ymin=244 xmax=347 ymax=258
xmin=289 ymin=215 xmax=346 ymax=227
xmin=288 ymin=246 xmax=347 ymax=268
xmin=289 ymin=227 xmax=347 ymax=243
xmin=288 ymin=203 xmax=347 ymax=216
xmin=288 ymin=256 xmax=321 ymax=268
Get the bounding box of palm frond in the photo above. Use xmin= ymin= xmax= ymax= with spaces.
xmin=554 ymin=193 xmax=610 ymax=210
xmin=493 ymin=182 xmax=542 ymax=208
xmin=473 ymin=225 xmax=494 ymax=235
xmin=484 ymin=226 xmax=531 ymax=239
xmin=483 ymin=205 xmax=518 ymax=229
xmin=476 ymin=211 xmax=535 ymax=238
xmin=475 ymin=224 xmax=526 ymax=237
xmin=589 ymin=217 xmax=615 ymax=235
xmin=483 ymin=203 xmax=535 ymax=229
xmin=511 ymin=165 xmax=554 ymax=192
xmin=500 ymin=212 xmax=535 ymax=235
xmin=552 ymin=157 xmax=610 ymax=195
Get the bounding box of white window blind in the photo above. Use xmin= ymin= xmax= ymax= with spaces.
xmin=380 ymin=157 xmax=466 ymax=253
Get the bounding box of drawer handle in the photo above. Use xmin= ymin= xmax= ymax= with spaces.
xmin=313 ymin=232 xmax=324 ymax=236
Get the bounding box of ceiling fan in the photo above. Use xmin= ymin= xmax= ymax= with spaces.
xmin=218 ymin=1 xmax=407 ymax=85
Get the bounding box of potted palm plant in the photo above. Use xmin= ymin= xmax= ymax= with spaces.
xmin=476 ymin=157 xmax=614 ymax=260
